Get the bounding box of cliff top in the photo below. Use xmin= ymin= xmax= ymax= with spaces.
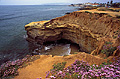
xmin=78 ymin=7 xmax=120 ymax=17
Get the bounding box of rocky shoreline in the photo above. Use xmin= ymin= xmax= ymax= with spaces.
xmin=1 ymin=8 xmax=120 ymax=79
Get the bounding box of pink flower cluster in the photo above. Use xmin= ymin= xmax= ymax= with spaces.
xmin=0 ymin=55 xmax=30 ymax=78
xmin=44 ymin=57 xmax=120 ymax=79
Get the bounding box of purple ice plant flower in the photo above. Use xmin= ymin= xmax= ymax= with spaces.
xmin=45 ymin=57 xmax=120 ymax=79
xmin=118 ymin=33 xmax=120 ymax=38
xmin=0 ymin=55 xmax=41 ymax=78
xmin=116 ymin=71 xmax=120 ymax=74
xmin=50 ymin=76 xmax=56 ymax=79
xmin=11 ymin=61 xmax=16 ymax=65
xmin=117 ymin=45 xmax=120 ymax=50
xmin=58 ymin=71 xmax=62 ymax=74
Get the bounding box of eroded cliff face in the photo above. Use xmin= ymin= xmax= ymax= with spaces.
xmin=25 ymin=11 xmax=120 ymax=53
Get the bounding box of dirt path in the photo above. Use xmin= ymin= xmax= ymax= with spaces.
xmin=14 ymin=52 xmax=112 ymax=79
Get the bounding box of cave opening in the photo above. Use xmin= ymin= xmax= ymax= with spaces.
xmin=29 ymin=39 xmax=81 ymax=56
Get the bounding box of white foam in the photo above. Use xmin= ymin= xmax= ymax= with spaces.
xmin=45 ymin=46 xmax=50 ymax=50
xmin=65 ymin=48 xmax=71 ymax=55
xmin=23 ymin=35 xmax=28 ymax=38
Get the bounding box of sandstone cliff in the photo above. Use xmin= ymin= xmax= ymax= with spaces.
xmin=25 ymin=11 xmax=120 ymax=54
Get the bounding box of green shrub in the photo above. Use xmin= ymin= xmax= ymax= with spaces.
xmin=113 ymin=36 xmax=117 ymax=39
xmin=73 ymin=52 xmax=78 ymax=54
xmin=105 ymin=41 xmax=112 ymax=44
xmin=101 ymin=41 xmax=117 ymax=57
xmin=51 ymin=62 xmax=66 ymax=71
xmin=108 ymin=9 xmax=119 ymax=12
xmin=94 ymin=12 xmax=99 ymax=14
xmin=85 ymin=11 xmax=89 ymax=13
xmin=63 ymin=55 xmax=69 ymax=57
xmin=99 ymin=13 xmax=108 ymax=15
xmin=85 ymin=11 xmax=92 ymax=14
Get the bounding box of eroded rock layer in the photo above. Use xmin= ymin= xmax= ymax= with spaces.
xmin=25 ymin=11 xmax=120 ymax=53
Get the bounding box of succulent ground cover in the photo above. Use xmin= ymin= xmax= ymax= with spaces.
xmin=0 ymin=55 xmax=40 ymax=78
xmin=43 ymin=57 xmax=120 ymax=79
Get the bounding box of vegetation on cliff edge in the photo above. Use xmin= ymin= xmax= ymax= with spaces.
xmin=44 ymin=57 xmax=120 ymax=79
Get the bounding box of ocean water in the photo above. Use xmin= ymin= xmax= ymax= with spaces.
xmin=0 ymin=5 xmax=78 ymax=65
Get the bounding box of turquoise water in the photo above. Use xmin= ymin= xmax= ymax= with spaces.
xmin=0 ymin=5 xmax=77 ymax=65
